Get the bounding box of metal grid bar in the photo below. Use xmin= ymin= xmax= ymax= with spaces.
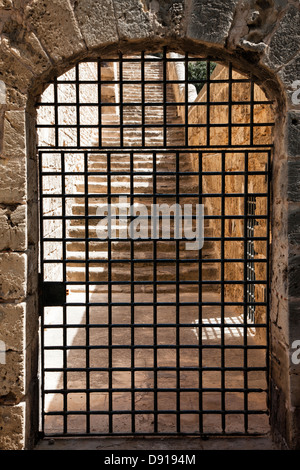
xmin=37 ymin=50 xmax=274 ymax=151
xmin=38 ymin=49 xmax=273 ymax=438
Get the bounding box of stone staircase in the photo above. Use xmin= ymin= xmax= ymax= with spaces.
xmin=66 ymin=57 xmax=219 ymax=293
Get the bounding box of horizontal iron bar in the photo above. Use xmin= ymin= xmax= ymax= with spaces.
xmin=43 ymin=365 xmax=266 ymax=372
xmin=39 ymin=149 xmax=272 ymax=154
xmin=43 ymin=258 xmax=268 ymax=264
xmin=43 ymin=387 xmax=267 ymax=395
xmin=43 ymin=432 xmax=269 ymax=439
xmin=42 ymin=238 xmax=269 ymax=244
xmin=41 ymin=431 xmax=269 ymax=438
xmin=37 ymin=122 xmax=275 ymax=128
xmin=43 ymin=409 xmax=267 ymax=416
xmin=43 ymin=323 xmax=267 ymax=330
xmin=43 ymin=302 xmax=268 ymax=308
xmin=38 ymin=145 xmax=274 ymax=150
xmin=41 ymin=170 xmax=269 ymax=177
xmin=41 ymin=192 xmax=269 ymax=198
xmin=43 ymin=344 xmax=267 ymax=350
xmin=42 ymin=215 xmax=269 ymax=221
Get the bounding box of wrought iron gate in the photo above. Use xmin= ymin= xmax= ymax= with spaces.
xmin=38 ymin=49 xmax=273 ymax=437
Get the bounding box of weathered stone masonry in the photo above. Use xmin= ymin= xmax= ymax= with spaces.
xmin=0 ymin=0 xmax=299 ymax=450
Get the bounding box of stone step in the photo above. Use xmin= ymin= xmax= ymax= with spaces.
xmin=71 ymin=202 xmax=211 ymax=223
xmin=66 ymin=248 xmax=215 ymax=261
xmin=66 ymin=239 xmax=215 ymax=253
xmin=66 ymin=262 xmax=219 ymax=283
xmin=67 ymin=225 xmax=214 ymax=239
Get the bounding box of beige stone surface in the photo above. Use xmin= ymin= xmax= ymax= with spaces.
xmin=3 ymin=110 xmax=26 ymax=158
xmin=0 ymin=48 xmax=34 ymax=93
xmin=0 ymin=348 xmax=25 ymax=400
xmin=0 ymin=252 xmax=26 ymax=301
xmin=0 ymin=157 xmax=26 ymax=204
xmin=25 ymin=0 xmax=86 ymax=62
xmin=113 ymin=0 xmax=154 ymax=41
xmin=0 ymin=404 xmax=25 ymax=450
xmin=1 ymin=28 xmax=51 ymax=77
xmin=0 ymin=204 xmax=26 ymax=251
xmin=73 ymin=0 xmax=118 ymax=49
xmin=35 ymin=435 xmax=278 ymax=450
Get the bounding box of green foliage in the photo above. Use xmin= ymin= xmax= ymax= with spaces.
xmin=188 ymin=61 xmax=217 ymax=93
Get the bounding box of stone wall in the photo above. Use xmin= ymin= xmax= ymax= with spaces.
xmin=186 ymin=64 xmax=274 ymax=343
xmin=0 ymin=0 xmax=299 ymax=450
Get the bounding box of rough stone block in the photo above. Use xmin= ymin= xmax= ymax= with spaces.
xmin=288 ymin=254 xmax=300 ymax=297
xmin=289 ymin=299 xmax=300 ymax=346
xmin=0 ymin=349 xmax=25 ymax=401
xmin=278 ymin=55 xmax=300 ymax=108
xmin=113 ymin=0 xmax=153 ymax=41
xmin=0 ymin=21 xmax=51 ymax=77
xmin=286 ymin=112 xmax=300 ymax=158
xmin=288 ymin=161 xmax=300 ymax=202
xmin=270 ymin=329 xmax=290 ymax=386
xmin=269 ymin=378 xmax=288 ymax=446
xmin=288 ymin=204 xmax=300 ymax=244
xmin=264 ymin=5 xmax=300 ymax=70
xmin=5 ymin=86 xmax=27 ymax=110
xmin=0 ymin=157 xmax=26 ymax=204
xmin=0 ymin=0 xmax=13 ymax=9
xmin=73 ymin=0 xmax=118 ymax=49
xmin=0 ymin=302 xmax=26 ymax=351
xmin=0 ymin=204 xmax=27 ymax=251
xmin=290 ymin=374 xmax=300 ymax=409
xmin=27 ymin=201 xmax=38 ymax=246
xmin=186 ymin=0 xmax=238 ymax=46
xmin=27 ymin=245 xmax=38 ymax=297
xmin=0 ymin=403 xmax=25 ymax=450
xmin=25 ymin=0 xmax=86 ymax=62
xmin=289 ymin=406 xmax=300 ymax=449
xmin=3 ymin=110 xmax=26 ymax=158
xmin=0 ymin=49 xmax=34 ymax=94
xmin=0 ymin=253 xmax=26 ymax=301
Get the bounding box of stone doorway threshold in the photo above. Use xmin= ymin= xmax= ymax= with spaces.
xmin=35 ymin=435 xmax=278 ymax=451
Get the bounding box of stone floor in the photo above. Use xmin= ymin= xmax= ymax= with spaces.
xmin=42 ymin=290 xmax=269 ymax=437
xmin=35 ymin=436 xmax=278 ymax=451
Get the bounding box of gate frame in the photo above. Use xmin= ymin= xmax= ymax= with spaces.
xmin=0 ymin=3 xmax=298 ymax=448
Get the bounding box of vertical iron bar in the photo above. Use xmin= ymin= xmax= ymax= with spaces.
xmin=119 ymin=54 xmax=124 ymax=148
xmin=107 ymin=151 xmax=113 ymax=433
xmin=130 ymin=150 xmax=135 ymax=433
xmin=76 ymin=63 xmax=81 ymax=148
xmin=198 ymin=151 xmax=203 ymax=434
xmin=243 ymin=151 xmax=249 ymax=433
xmin=221 ymin=151 xmax=226 ymax=433
xmin=250 ymin=77 xmax=255 ymax=147
xmin=206 ymin=61 xmax=211 ymax=147
xmin=266 ymin=150 xmax=272 ymax=418
xmin=98 ymin=58 xmax=102 ymax=148
xmin=163 ymin=48 xmax=167 ymax=147
xmin=84 ymin=151 xmax=90 ymax=433
xmin=228 ymin=63 xmax=233 ymax=147
xmin=153 ymin=150 xmax=158 ymax=433
xmin=175 ymin=150 xmax=180 ymax=433
xmin=184 ymin=53 xmax=189 ymax=148
xmin=39 ymin=151 xmax=45 ymax=434
xmin=61 ymin=151 xmax=68 ymax=434
xmin=54 ymin=77 xmax=59 ymax=148
xmin=141 ymin=52 xmax=146 ymax=148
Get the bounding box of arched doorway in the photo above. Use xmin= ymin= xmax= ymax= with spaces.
xmin=37 ymin=47 xmax=275 ymax=437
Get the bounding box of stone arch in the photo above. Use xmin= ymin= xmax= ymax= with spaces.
xmin=0 ymin=0 xmax=299 ymax=450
